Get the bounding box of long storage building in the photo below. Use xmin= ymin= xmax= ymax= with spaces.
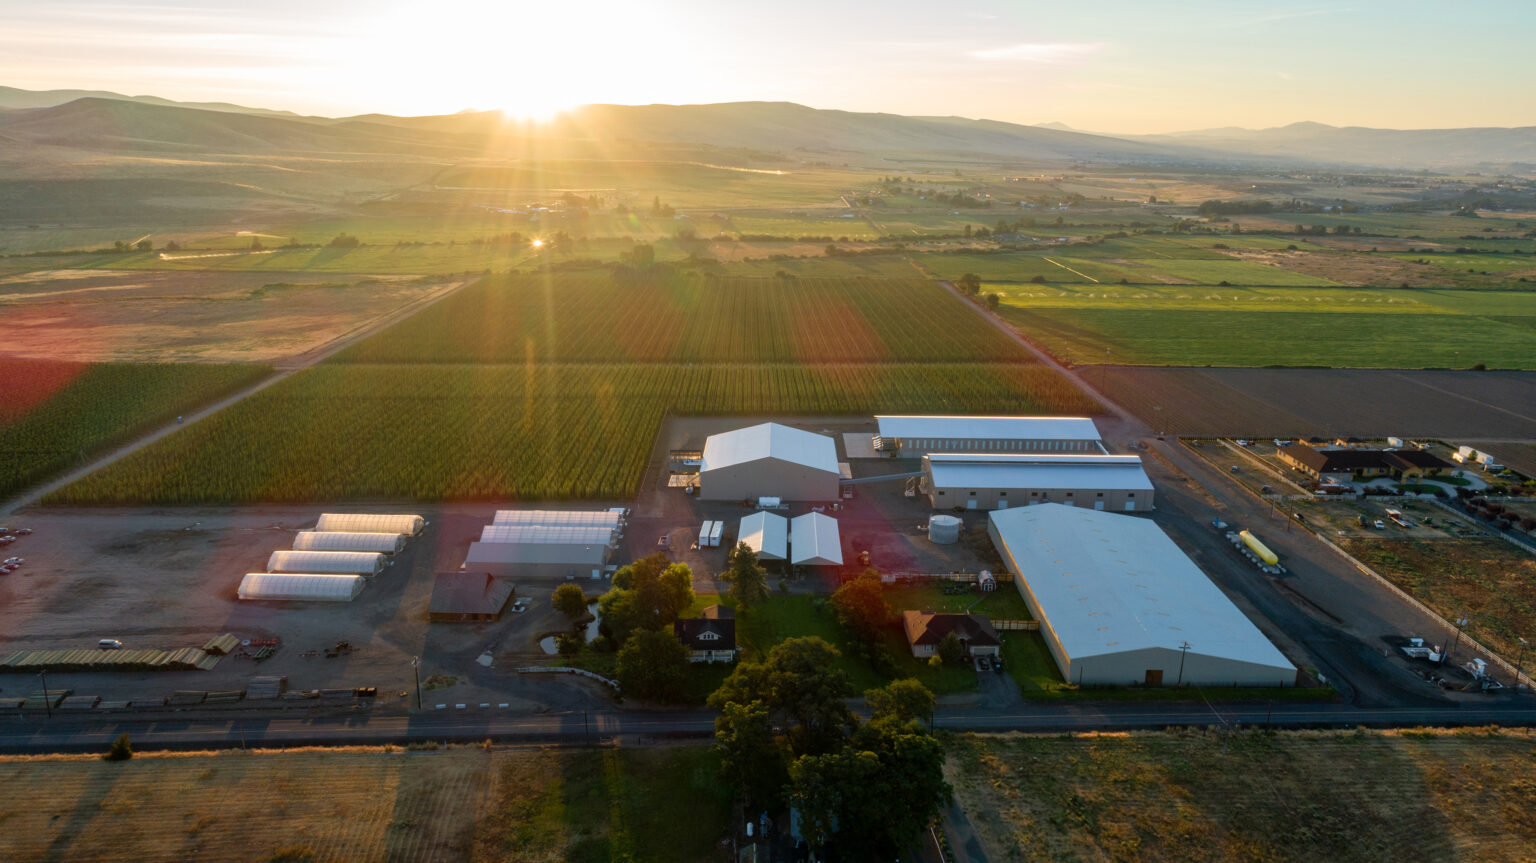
xmin=239 ymin=573 xmax=366 ymax=602
xmin=492 ymin=510 xmax=624 ymax=529
xmin=987 ymin=504 xmax=1294 ymax=687
xmin=294 ymin=531 xmax=406 ymax=554
xmin=924 ymin=453 xmax=1154 ymax=512
xmin=267 ymin=550 xmax=386 ymax=576
xmin=314 ymin=513 xmax=425 ymax=536
xmin=789 ymin=512 xmax=843 ymax=566
xmin=874 ymin=415 xmax=1103 ymax=457
xmin=463 ymin=516 xmax=618 ymax=579
xmin=699 ymin=423 xmax=840 ymax=502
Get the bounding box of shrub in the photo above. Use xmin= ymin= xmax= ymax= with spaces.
xmin=103 ymin=733 xmax=133 ymax=761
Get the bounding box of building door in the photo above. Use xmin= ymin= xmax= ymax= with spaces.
xmin=966 ymin=498 xmax=977 ymax=510
xmin=1144 ymin=669 xmax=1163 ymax=686
xmin=996 ymin=499 xmax=1008 ymax=510
xmin=1093 ymin=500 xmax=1105 ymax=511
xmin=1124 ymin=501 xmax=1136 ymax=512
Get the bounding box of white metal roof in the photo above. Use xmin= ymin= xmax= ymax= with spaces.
xmin=479 ymin=524 xmax=618 ymax=545
xmin=267 ymin=550 xmax=385 ymax=575
xmin=315 ymin=513 xmax=424 ymax=536
xmin=739 ymin=511 xmax=788 ymax=561
xmin=294 ymin=531 xmax=406 ymax=554
xmin=790 ymin=512 xmax=843 ymax=566
xmin=701 ymin=423 xmax=839 ymax=475
xmin=926 ymin=453 xmax=1154 ymax=491
xmin=876 ymin=415 xmax=1101 ymax=441
xmin=492 ymin=510 xmax=622 ymax=528
xmin=988 ymin=505 xmax=1291 ymax=668
xmin=239 ymin=573 xmax=364 ymax=602
xmin=464 ymin=540 xmax=610 ymax=567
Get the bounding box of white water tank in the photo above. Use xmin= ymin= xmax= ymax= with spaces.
xmin=928 ymin=515 xmax=962 ymax=544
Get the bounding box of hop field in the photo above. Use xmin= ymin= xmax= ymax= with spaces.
xmin=51 ymin=362 xmax=1094 ymax=503
xmin=0 ymin=359 xmax=271 ymax=499
xmin=332 ymin=273 xmax=1035 ymax=364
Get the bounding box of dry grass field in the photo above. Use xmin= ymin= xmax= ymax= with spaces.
xmin=948 ymin=727 xmax=1536 ymax=863
xmin=0 ymin=744 xmax=730 ymax=863
xmin=0 ymin=269 xmax=460 ymax=363
xmin=1094 ymin=367 xmax=1536 ymax=439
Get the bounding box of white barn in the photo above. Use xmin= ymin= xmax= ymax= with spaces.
xmin=924 ymin=453 xmax=1154 ymax=512
xmin=492 ymin=510 xmax=623 ymax=529
xmin=790 ymin=512 xmax=843 ymax=566
xmin=699 ymin=423 xmax=840 ymax=502
xmin=738 ymin=511 xmax=788 ymax=561
xmin=874 ymin=415 xmax=1103 ymax=457
xmin=987 ymin=504 xmax=1294 ymax=687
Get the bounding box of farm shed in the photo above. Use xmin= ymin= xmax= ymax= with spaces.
xmin=987 ymin=504 xmax=1294 ymax=687
xmin=923 ymin=453 xmax=1154 ymax=512
xmin=479 ymin=524 xmax=619 ymax=546
xmin=463 ymin=535 xmax=613 ymax=578
xmin=293 ymin=530 xmax=406 ymax=554
xmin=266 ymin=550 xmax=386 ymax=576
xmin=789 ymin=512 xmax=843 ymax=566
xmin=238 ymin=573 xmax=366 ymax=602
xmin=738 ymin=511 xmax=788 ymax=561
xmin=314 ymin=513 xmax=425 ymax=536
xmin=492 ymin=509 xmax=624 ymax=529
xmin=699 ymin=423 xmax=840 ymax=502
xmin=874 ymin=415 xmax=1103 ymax=458
xmin=429 ymin=572 xmax=515 ymax=621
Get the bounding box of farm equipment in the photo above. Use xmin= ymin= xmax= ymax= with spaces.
xmin=253 ymin=646 xmax=275 ymax=662
xmin=323 ymin=641 xmax=354 ymax=658
xmin=1399 ymin=638 xmax=1441 ymax=662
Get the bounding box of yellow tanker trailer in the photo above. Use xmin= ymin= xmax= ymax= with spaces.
xmin=1238 ymin=529 xmax=1279 ymax=565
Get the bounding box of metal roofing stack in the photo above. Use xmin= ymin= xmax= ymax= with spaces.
xmin=246 ymin=676 xmax=288 ymax=700
xmin=0 ymin=647 xmax=220 ymax=672
xmin=201 ymin=633 xmax=242 ymax=655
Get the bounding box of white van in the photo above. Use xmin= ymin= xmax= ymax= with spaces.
xmin=98 ymin=639 xmax=123 ymax=650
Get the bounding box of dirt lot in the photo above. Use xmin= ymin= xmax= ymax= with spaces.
xmin=1098 ymin=366 xmax=1536 ymax=439
xmin=0 ymin=269 xmax=460 ymax=363
xmin=947 ymin=727 xmax=1536 ymax=863
xmin=0 ymin=505 xmax=623 ymax=711
xmin=0 ymin=744 xmax=730 ymax=863
xmin=1226 ymin=247 xmax=1428 ymax=286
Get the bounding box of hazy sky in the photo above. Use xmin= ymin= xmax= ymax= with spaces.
xmin=3 ymin=0 xmax=1532 ymax=132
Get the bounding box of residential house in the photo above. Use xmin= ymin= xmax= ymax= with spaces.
xmin=901 ymin=610 xmax=1001 ymax=658
xmin=674 ymin=605 xmax=738 ymax=663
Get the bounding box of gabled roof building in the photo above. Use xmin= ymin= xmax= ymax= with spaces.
xmin=699 ymin=423 xmax=840 ymax=501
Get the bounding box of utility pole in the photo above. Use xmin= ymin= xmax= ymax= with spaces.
xmin=411 ymin=656 xmax=422 ymax=710
xmin=38 ymin=670 xmax=51 ymax=719
xmin=1177 ymin=641 xmax=1192 ymax=686
xmin=1516 ymin=636 xmax=1529 ymax=689
xmin=1444 ymin=616 xmax=1469 ymax=666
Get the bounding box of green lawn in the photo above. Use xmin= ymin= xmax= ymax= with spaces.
xmin=884 ymin=582 xmax=1033 ymax=620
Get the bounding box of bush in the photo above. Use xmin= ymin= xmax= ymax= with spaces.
xmin=103 ymin=733 xmax=133 ymax=761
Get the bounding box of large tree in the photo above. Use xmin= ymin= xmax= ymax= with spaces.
xmin=788 ymin=718 xmax=952 ymax=861
xmin=615 ymin=629 xmax=690 ymax=703
xmin=864 ymin=678 xmax=935 ymax=725
xmin=829 ymin=571 xmax=892 ymax=645
xmin=714 ymin=700 xmax=787 ymax=810
xmin=710 ymin=636 xmax=854 ymax=755
xmin=721 ymin=542 xmax=768 ymax=608
xmin=599 ymin=554 xmax=695 ymax=644
xmin=552 ymin=583 xmax=587 ymax=620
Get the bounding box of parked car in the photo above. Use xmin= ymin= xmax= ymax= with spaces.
xmin=0 ymin=536 xmax=14 ymax=545
xmin=3 ymin=557 xmax=21 ymax=565
xmin=98 ymin=639 xmax=123 ymax=650
xmin=975 ymin=656 xmax=991 ymax=671
xmin=992 ymin=656 xmax=1006 ymax=674
xmin=656 ymin=534 xmax=671 ymax=551
xmin=1374 ymin=519 xmax=1386 ymax=530
xmin=0 ymin=564 xmax=17 ymax=573
xmin=14 ymin=528 xmax=32 ymax=535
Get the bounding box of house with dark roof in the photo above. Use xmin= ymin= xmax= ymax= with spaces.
xmin=674 ymin=605 xmax=737 ymax=663
xmin=901 ymin=610 xmax=1001 ymax=658
xmin=428 ymin=572 xmax=515 ymax=622
xmin=1278 ymin=446 xmax=1451 ymax=482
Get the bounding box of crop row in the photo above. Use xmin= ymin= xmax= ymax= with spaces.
xmin=0 ymin=360 xmax=272 ymax=499
xmin=50 ymin=363 xmax=1097 ymax=504
xmin=332 ymin=274 xmax=1034 ymax=364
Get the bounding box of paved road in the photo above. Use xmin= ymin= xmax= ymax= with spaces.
xmin=2 ymin=697 xmax=1534 ymax=753
xmin=0 ymin=278 xmax=472 ymax=517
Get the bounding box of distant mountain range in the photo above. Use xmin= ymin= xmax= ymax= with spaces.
xmin=1 ymin=86 xmax=1533 ymax=169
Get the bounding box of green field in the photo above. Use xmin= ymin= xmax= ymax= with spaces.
xmin=0 ymin=360 xmax=271 ymax=499
xmin=335 ymin=273 xmax=1035 ymax=364
xmin=914 ymin=242 xmax=1338 ymax=287
xmin=51 ymin=362 xmax=1092 ymax=503
xmin=993 ymin=284 xmax=1536 ymax=367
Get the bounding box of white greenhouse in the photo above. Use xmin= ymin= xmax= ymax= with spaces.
xmin=239 ymin=573 xmax=365 ymax=602
xmin=266 ymin=550 xmax=386 ymax=576
xmin=492 ymin=510 xmax=623 ymax=529
xmin=293 ymin=531 xmax=406 ymax=554
xmin=314 ymin=513 xmax=425 ymax=536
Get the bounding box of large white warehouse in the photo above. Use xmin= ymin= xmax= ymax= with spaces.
xmin=239 ymin=573 xmax=365 ymax=602
xmin=699 ymin=423 xmax=840 ymax=502
xmin=987 ymin=504 xmax=1294 ymax=687
xmin=267 ymin=550 xmax=386 ymax=576
xmin=874 ymin=415 xmax=1103 ymax=457
xmin=924 ymin=453 xmax=1154 ymax=512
